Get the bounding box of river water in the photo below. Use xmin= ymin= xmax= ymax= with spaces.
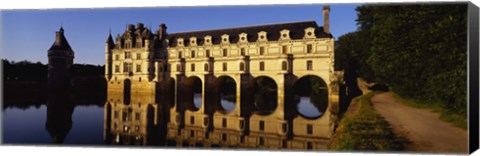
xmin=3 ymin=91 xmax=328 ymax=149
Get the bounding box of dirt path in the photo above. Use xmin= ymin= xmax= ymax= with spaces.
xmin=370 ymin=92 xmax=468 ymax=154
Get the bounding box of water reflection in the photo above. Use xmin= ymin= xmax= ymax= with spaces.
xmin=193 ymin=93 xmax=202 ymax=109
xmin=220 ymin=94 xmax=236 ymax=112
xmin=45 ymin=89 xmax=74 ymax=144
xmin=104 ymin=89 xmax=330 ymax=150
xmin=296 ymin=96 xmax=323 ymax=118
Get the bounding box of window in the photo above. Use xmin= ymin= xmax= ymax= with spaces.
xmin=307 ymin=44 xmax=312 ymax=53
xmin=115 ymin=54 xmax=119 ymax=60
xmin=203 ymin=118 xmax=208 ymax=125
xmin=223 ymin=49 xmax=228 ymax=57
xmin=136 ymin=64 xmax=141 ymax=72
xmin=259 ymin=47 xmax=265 ymax=55
xmin=125 ymin=51 xmax=131 ymax=59
xmin=222 ymin=133 xmax=227 ymax=141
xmin=282 ymin=45 xmax=288 ymax=54
xmin=135 ymin=112 xmax=140 ymax=121
xmin=123 ymin=63 xmax=132 ymax=73
xmin=206 ymin=50 xmax=210 ymax=57
xmin=115 ymin=65 xmax=120 ymax=73
xmin=307 ymin=60 xmax=313 ymax=70
xmin=282 ymin=140 xmax=288 ymax=148
xmin=191 ymin=63 xmax=195 ymax=72
xmin=190 ymin=130 xmax=194 ymax=138
xmin=178 ymin=51 xmax=183 ymax=58
xmin=241 ymin=48 xmax=246 ymax=56
xmin=114 ymin=111 xmax=119 ymax=119
xmin=259 ymin=137 xmax=264 ymax=145
xmin=222 ymin=118 xmax=227 ymax=128
xmin=282 ymin=61 xmax=288 ymax=71
xmin=239 ymin=120 xmax=244 ymax=129
xmin=122 ymin=112 xmax=128 ymax=121
xmin=282 ymin=123 xmax=287 ymax=133
xmin=190 ymin=116 xmax=195 ymax=125
xmin=307 ymin=142 xmax=313 ymax=150
xmin=240 ymin=62 xmax=245 ymax=71
xmin=259 ymin=62 xmax=265 ymax=71
xmin=204 ymin=63 xmax=209 ymax=72
xmin=137 ymin=53 xmax=141 ymax=59
xmin=259 ymin=120 xmax=265 ymax=131
xmin=223 ymin=63 xmax=227 ymax=71
xmin=137 ymin=42 xmax=142 ymax=48
xmin=176 ymin=64 xmax=182 ymax=72
xmin=307 ymin=124 xmax=313 ymax=134
xmin=191 ymin=50 xmax=195 ymax=58
xmin=204 ymin=117 xmax=209 ymax=126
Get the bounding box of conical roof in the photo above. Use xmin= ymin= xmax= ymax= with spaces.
xmin=49 ymin=27 xmax=73 ymax=51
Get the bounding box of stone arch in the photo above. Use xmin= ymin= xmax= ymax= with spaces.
xmin=249 ymin=76 xmax=278 ymax=115
xmin=213 ymin=75 xmax=237 ymax=113
xmin=183 ymin=76 xmax=203 ymax=111
xmin=292 ymin=75 xmax=328 ymax=119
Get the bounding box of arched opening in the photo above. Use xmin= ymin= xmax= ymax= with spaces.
xmin=184 ymin=76 xmax=202 ymax=111
xmin=123 ymin=79 xmax=131 ymax=104
xmin=253 ymin=76 xmax=278 ymax=115
xmin=215 ymin=76 xmax=236 ymax=112
xmin=293 ymin=75 xmax=328 ymax=118
xmin=164 ymin=78 xmax=175 ymax=108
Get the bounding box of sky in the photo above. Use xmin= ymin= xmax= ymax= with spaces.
xmin=1 ymin=4 xmax=360 ymax=65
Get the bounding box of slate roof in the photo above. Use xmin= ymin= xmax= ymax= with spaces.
xmin=49 ymin=27 xmax=73 ymax=51
xmin=166 ymin=21 xmax=332 ymax=47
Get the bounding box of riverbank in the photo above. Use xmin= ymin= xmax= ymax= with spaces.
xmin=328 ymin=92 xmax=407 ymax=151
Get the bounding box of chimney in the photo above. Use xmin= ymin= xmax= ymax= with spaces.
xmin=55 ymin=27 xmax=64 ymax=46
xmin=159 ymin=23 xmax=167 ymax=39
xmin=323 ymin=6 xmax=330 ymax=34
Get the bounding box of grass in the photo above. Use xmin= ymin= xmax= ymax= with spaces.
xmin=329 ymin=92 xmax=408 ymax=151
xmin=391 ymin=93 xmax=467 ymax=129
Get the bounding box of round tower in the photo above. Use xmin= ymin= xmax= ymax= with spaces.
xmin=47 ymin=27 xmax=75 ymax=89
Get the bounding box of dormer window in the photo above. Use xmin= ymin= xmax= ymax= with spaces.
xmin=204 ymin=36 xmax=212 ymax=45
xmin=304 ymin=27 xmax=316 ymax=39
xmin=221 ymin=34 xmax=229 ymax=44
xmin=239 ymin=33 xmax=248 ymax=43
xmin=177 ymin=38 xmax=184 ymax=46
xmin=257 ymin=31 xmax=268 ymax=42
xmin=190 ymin=37 xmax=197 ymax=46
xmin=280 ymin=29 xmax=290 ymax=40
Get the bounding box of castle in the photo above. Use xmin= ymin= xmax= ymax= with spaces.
xmin=104 ymin=6 xmax=342 ymax=149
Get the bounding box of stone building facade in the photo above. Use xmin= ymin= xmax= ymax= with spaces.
xmin=105 ymin=6 xmax=341 ymax=149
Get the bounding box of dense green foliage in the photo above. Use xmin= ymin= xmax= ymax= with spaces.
xmin=329 ymin=92 xmax=407 ymax=150
xmin=3 ymin=59 xmax=48 ymax=81
xmin=335 ymin=4 xmax=467 ymax=115
xmin=2 ymin=59 xmax=105 ymax=82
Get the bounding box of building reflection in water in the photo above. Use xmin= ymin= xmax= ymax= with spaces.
xmin=103 ymin=90 xmax=330 ymax=150
xmin=45 ymin=89 xmax=74 ymax=144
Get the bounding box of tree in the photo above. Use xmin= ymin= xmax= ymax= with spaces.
xmin=354 ymin=4 xmax=467 ymax=114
